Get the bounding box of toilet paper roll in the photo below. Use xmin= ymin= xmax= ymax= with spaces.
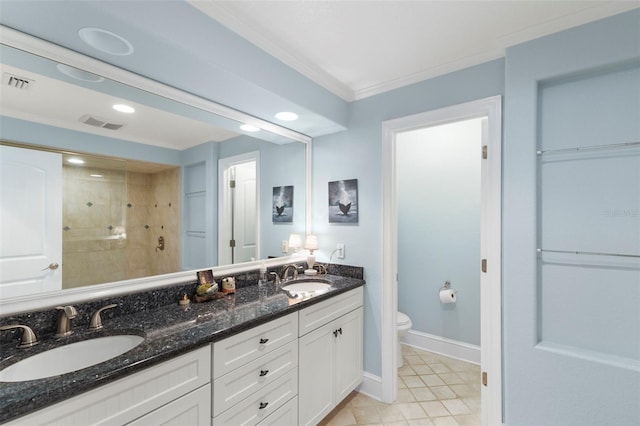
xmin=439 ymin=289 xmax=457 ymax=304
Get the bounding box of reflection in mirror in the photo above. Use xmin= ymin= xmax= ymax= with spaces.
xmin=0 ymin=30 xmax=309 ymax=305
xmin=61 ymin=152 xmax=181 ymax=289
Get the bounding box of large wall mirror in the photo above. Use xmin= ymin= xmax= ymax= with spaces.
xmin=0 ymin=27 xmax=311 ymax=311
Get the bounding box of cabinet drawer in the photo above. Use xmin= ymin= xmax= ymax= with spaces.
xmin=126 ymin=384 xmax=210 ymax=426
xmin=213 ymin=340 xmax=298 ymax=416
xmin=213 ymin=312 xmax=297 ymax=378
xmin=6 ymin=346 xmax=211 ymax=426
xmin=212 ymin=368 xmax=298 ymax=426
xmin=298 ymin=287 xmax=363 ymax=336
xmin=257 ymin=395 xmax=298 ymax=426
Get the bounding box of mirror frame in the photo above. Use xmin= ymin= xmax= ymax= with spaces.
xmin=0 ymin=26 xmax=313 ymax=316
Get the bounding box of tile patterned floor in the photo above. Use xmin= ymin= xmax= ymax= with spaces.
xmin=320 ymin=345 xmax=481 ymax=426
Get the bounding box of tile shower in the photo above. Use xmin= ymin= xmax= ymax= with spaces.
xmin=62 ymin=162 xmax=180 ymax=289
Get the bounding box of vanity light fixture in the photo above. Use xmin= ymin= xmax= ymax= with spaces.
xmin=303 ymin=234 xmax=319 ymax=276
xmin=67 ymin=158 xmax=85 ymax=165
xmin=90 ymin=174 xmax=103 ymax=178
xmin=112 ymin=104 xmax=135 ymax=114
xmin=275 ymin=111 xmax=298 ymax=121
xmin=288 ymin=234 xmax=302 ymax=254
xmin=240 ymin=124 xmax=260 ymax=132
xmin=78 ymin=27 xmax=134 ymax=56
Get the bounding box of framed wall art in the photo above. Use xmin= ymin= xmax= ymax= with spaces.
xmin=272 ymin=185 xmax=293 ymax=222
xmin=328 ymin=179 xmax=358 ymax=223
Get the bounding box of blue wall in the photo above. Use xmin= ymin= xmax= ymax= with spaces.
xmin=503 ymin=10 xmax=639 ymax=424
xmin=397 ymin=119 xmax=482 ymax=346
xmin=312 ymin=59 xmax=505 ymax=376
xmin=1 ymin=116 xmax=181 ymax=165
xmin=218 ymin=137 xmax=307 ymax=260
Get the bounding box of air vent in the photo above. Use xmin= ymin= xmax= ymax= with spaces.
xmin=79 ymin=114 xmax=125 ymax=131
xmin=3 ymin=73 xmax=33 ymax=90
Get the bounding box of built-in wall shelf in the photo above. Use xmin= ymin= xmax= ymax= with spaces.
xmin=537 ymin=248 xmax=640 ymax=259
xmin=536 ymin=140 xmax=640 ymax=156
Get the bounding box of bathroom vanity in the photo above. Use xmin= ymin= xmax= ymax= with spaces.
xmin=0 ymin=274 xmax=364 ymax=425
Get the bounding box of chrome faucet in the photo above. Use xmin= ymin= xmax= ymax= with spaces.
xmin=54 ymin=305 xmax=78 ymax=337
xmin=269 ymin=271 xmax=281 ymax=289
xmin=0 ymin=324 xmax=38 ymax=348
xmin=282 ymin=264 xmax=300 ymax=282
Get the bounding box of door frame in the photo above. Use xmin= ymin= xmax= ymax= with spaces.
xmin=381 ymin=96 xmax=502 ymax=425
xmin=218 ymin=151 xmax=260 ymax=265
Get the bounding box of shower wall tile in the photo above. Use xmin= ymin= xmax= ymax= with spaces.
xmin=62 ymin=164 xmax=181 ymax=289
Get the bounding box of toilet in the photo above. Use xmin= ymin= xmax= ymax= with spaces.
xmin=396 ymin=311 xmax=412 ymax=368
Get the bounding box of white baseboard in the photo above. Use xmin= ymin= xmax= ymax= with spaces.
xmin=357 ymin=372 xmax=382 ymax=401
xmin=403 ymin=330 xmax=481 ymax=365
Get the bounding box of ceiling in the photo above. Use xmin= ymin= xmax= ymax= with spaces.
xmin=0 ymin=1 xmax=637 ymax=146
xmin=1 ymin=62 xmax=239 ymax=149
xmin=191 ymin=0 xmax=639 ymax=101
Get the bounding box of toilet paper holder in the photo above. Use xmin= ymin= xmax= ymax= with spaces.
xmin=439 ymin=281 xmax=453 ymax=292
xmin=438 ymin=281 xmax=457 ymax=295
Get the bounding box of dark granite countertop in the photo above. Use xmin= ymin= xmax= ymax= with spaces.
xmin=0 ymin=275 xmax=364 ymax=424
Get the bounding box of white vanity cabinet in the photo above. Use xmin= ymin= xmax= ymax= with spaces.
xmin=298 ymin=288 xmax=364 ymax=426
xmin=211 ymin=312 xmax=298 ymax=425
xmin=5 ymin=346 xmax=211 ymax=426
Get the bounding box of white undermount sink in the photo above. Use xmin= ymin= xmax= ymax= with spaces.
xmin=0 ymin=334 xmax=144 ymax=382
xmin=282 ymin=281 xmax=331 ymax=297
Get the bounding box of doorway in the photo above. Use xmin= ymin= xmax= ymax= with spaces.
xmin=218 ymin=152 xmax=259 ymax=265
xmin=381 ymin=96 xmax=502 ymax=425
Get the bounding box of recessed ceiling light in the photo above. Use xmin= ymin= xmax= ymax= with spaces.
xmin=78 ymin=27 xmax=134 ymax=56
xmin=240 ymin=124 xmax=260 ymax=132
xmin=56 ymin=64 xmax=104 ymax=83
xmin=113 ymin=104 xmax=135 ymax=114
xmin=67 ymin=158 xmax=85 ymax=165
xmin=275 ymin=111 xmax=298 ymax=121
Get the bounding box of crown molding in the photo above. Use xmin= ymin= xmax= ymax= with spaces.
xmin=352 ymin=50 xmax=505 ymax=101
xmin=497 ymin=2 xmax=640 ymax=49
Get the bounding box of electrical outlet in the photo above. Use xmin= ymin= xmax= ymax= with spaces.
xmin=336 ymin=243 xmax=345 ymax=259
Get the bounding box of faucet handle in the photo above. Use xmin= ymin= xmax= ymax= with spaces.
xmin=0 ymin=324 xmax=38 ymax=348
xmin=89 ymin=304 xmax=118 ymax=330
xmin=269 ymin=271 xmax=281 ymax=285
xmin=55 ymin=305 xmax=78 ymax=318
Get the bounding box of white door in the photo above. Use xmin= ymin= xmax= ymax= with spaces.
xmin=382 ymin=96 xmax=502 ymax=424
xmin=503 ymin=15 xmax=639 ymax=425
xmin=232 ymin=161 xmax=257 ymax=263
xmin=218 ymin=152 xmax=259 ymax=265
xmin=0 ymin=145 xmax=62 ymax=298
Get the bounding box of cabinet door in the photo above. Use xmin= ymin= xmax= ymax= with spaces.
xmin=298 ymin=321 xmax=335 ymax=426
xmin=334 ymin=307 xmax=363 ymax=402
xmin=126 ymin=384 xmax=210 ymax=426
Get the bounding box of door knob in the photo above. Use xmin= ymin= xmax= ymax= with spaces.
xmin=41 ymin=262 xmax=59 ymax=271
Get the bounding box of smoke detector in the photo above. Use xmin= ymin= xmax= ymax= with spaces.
xmin=79 ymin=114 xmax=125 ymax=130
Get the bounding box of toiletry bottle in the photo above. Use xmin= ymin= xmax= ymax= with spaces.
xmin=258 ymin=262 xmax=268 ymax=301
